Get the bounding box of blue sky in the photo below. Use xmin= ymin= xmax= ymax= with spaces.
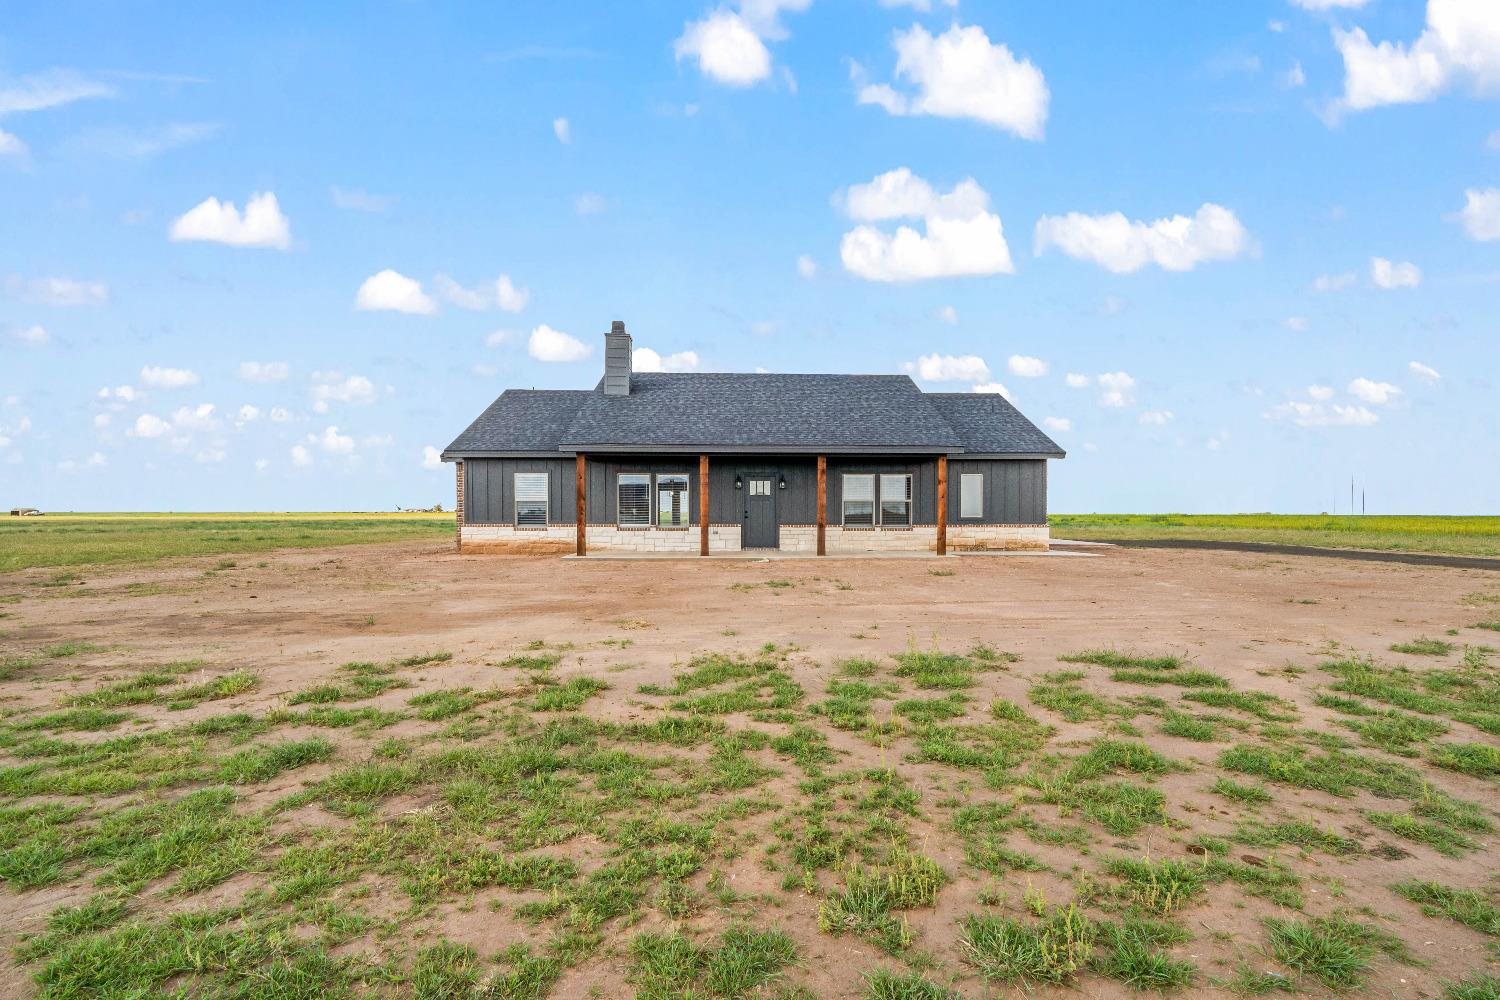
xmin=2 ymin=1 xmax=1497 ymax=513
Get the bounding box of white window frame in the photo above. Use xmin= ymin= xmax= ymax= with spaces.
xmin=841 ymin=473 xmax=875 ymax=526
xmin=514 ymin=472 xmax=549 ymax=527
xmin=960 ymin=473 xmax=984 ymax=520
xmin=879 ymin=473 xmax=912 ymax=527
xmin=656 ymin=474 xmax=690 ymax=528
xmin=617 ymin=473 xmax=651 ymax=528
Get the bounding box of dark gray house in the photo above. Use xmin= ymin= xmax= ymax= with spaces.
xmin=442 ymin=321 xmax=1063 ymax=556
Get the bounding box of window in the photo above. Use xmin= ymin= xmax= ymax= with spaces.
xmin=657 ymin=475 xmax=689 ymax=527
xmin=842 ymin=474 xmax=875 ymax=526
xmin=749 ymin=479 xmax=772 ymax=496
xmin=960 ymin=473 xmax=983 ymax=519
xmin=880 ymin=474 xmax=911 ymax=526
xmin=514 ymin=472 xmax=548 ymax=527
xmin=618 ymin=474 xmax=650 ymax=527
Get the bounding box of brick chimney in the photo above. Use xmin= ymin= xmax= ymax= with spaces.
xmin=603 ymin=320 xmax=631 ymax=396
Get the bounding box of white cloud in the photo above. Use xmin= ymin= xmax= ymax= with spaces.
xmin=574 ymin=192 xmax=607 ymax=215
xmin=1409 ymin=360 xmax=1442 ymax=382
xmin=355 ymin=269 xmax=436 ymax=314
xmin=2 ymin=274 xmax=109 ymax=305
xmin=904 ymin=353 xmax=991 ymax=383
xmin=1312 ymin=271 xmax=1358 ymax=292
xmin=434 ymin=274 xmax=489 ymax=310
xmin=311 ymin=425 xmax=354 ymax=454
xmin=12 ymin=324 xmax=49 ymax=345
xmin=1034 ymin=203 xmax=1250 ymax=273
xmin=1292 ymin=0 xmax=1371 ymax=9
xmin=1096 ymin=371 xmax=1136 ymax=407
xmin=553 ymin=117 xmax=571 ymax=143
xmin=0 ymin=128 xmax=26 ymax=158
xmin=675 ymin=10 xmax=772 ymax=86
xmin=311 ymin=373 xmax=377 ymax=410
xmin=1266 ymin=400 xmax=1379 ymax=427
xmin=485 ymin=329 xmax=517 ymax=347
xmin=1370 ymin=256 xmax=1421 ymax=289
xmin=422 ymin=445 xmax=443 ymax=470
xmin=194 ymin=447 xmax=226 ymax=464
xmin=1348 ymin=377 xmax=1402 ymax=404
xmin=495 ymin=275 xmax=530 ymax=312
xmin=1042 ymin=416 xmax=1071 ymax=433
xmin=1007 ymin=354 xmax=1048 ymax=378
xmin=64 ymin=121 xmax=219 ymax=161
xmin=330 ymin=186 xmax=394 ymax=212
xmin=132 ymin=413 xmax=171 ymax=438
xmin=270 ymin=407 xmax=291 ymax=423
xmin=171 ymin=403 xmax=218 ymax=432
xmin=291 ymin=444 xmax=313 ymax=467
xmin=1285 ymin=316 xmax=1309 ymax=332
xmin=1064 ymin=373 xmax=1091 ymax=388
xmin=1138 ymin=409 xmax=1174 ymax=426
xmin=839 ymin=169 xmax=1013 ymax=282
xmin=937 ymin=305 xmax=958 ymax=325
xmin=93 ymin=413 xmax=111 ymax=428
xmin=1457 ymin=187 xmax=1500 ymax=241
xmin=0 ymin=69 xmax=114 ymax=116
xmin=98 ymin=385 xmax=138 ymax=403
xmin=1308 ymin=384 xmax=1335 ymax=400
xmin=858 ymin=24 xmax=1049 ymax=140
xmin=971 ymin=382 xmax=1010 ymax=398
xmin=235 ymin=404 xmax=261 ymax=425
xmin=170 ymin=191 xmax=291 ymax=249
xmin=140 ymin=365 xmax=199 ymax=389
xmin=238 ymin=361 xmax=289 ymax=383
xmin=797 ymin=255 xmax=818 ymax=279
xmin=57 ymin=451 xmax=107 ymax=473
xmin=1330 ymin=0 xmax=1500 ymax=116
xmin=1281 ymin=61 xmax=1307 ymax=88
xmin=1206 ymin=430 xmax=1231 ymax=451
xmin=528 ymin=324 xmax=592 ymax=362
xmin=633 ymin=347 xmax=702 ymax=372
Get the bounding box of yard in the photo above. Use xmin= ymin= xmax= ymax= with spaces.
xmin=2 ymin=529 xmax=1499 ymax=999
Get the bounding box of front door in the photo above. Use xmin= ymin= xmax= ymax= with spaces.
xmin=744 ymin=476 xmax=778 ymax=548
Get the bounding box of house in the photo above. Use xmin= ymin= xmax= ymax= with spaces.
xmin=441 ymin=321 xmax=1063 ymax=556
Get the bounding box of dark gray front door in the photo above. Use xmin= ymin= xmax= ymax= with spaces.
xmin=744 ymin=476 xmax=778 ymax=548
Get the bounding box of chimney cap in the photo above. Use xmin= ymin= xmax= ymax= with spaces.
xmin=610 ymin=320 xmax=626 ymax=334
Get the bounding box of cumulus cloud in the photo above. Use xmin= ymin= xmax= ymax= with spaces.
xmin=675 ymin=10 xmax=772 ymax=86
xmin=1007 ymin=354 xmax=1048 ymax=378
xmin=170 ymin=191 xmax=291 ymax=249
xmin=1456 ymin=187 xmax=1500 ymax=241
xmin=171 ymin=403 xmax=218 ymax=432
xmin=140 ymin=365 xmax=199 ymax=389
xmin=1409 ymin=360 xmax=1442 ymax=382
xmin=270 ymin=407 xmax=291 ymax=423
xmin=528 ymin=324 xmax=592 ymax=362
xmin=422 ymin=445 xmax=443 ymax=470
xmin=291 ymin=444 xmax=313 ymax=467
xmin=972 ymin=382 xmax=1010 ymax=398
xmin=1370 ymin=256 xmax=1421 ymax=289
xmin=494 ymin=275 xmax=530 ymax=312
xmin=0 ymin=128 xmax=26 ymax=159
xmin=1138 ymin=409 xmax=1174 ymax=426
xmin=98 ymin=385 xmax=138 ymax=403
xmin=857 ymin=23 xmax=1049 ymax=140
xmin=485 ymin=329 xmax=517 ymax=348
xmin=1034 ymin=203 xmax=1250 ymax=273
xmin=131 ymin=413 xmax=171 ymax=438
xmin=433 ymin=273 xmax=531 ymax=313
xmin=838 ymin=169 xmax=1013 ymax=282
xmin=1292 ymin=0 xmax=1370 ymax=8
xmin=936 ymin=305 xmax=958 ymax=325
xmin=552 ymin=117 xmax=571 ymax=143
xmin=2 ymin=274 xmax=109 ymax=305
xmin=1348 ymin=377 xmax=1402 ymax=404
xmin=311 ymin=426 xmax=354 ymax=454
xmin=311 ymin=372 xmax=377 ymax=411
xmin=235 ymin=404 xmax=261 ymax=426
xmin=1042 ymin=416 xmax=1071 ymax=433
xmin=1096 ymin=371 xmax=1136 ymax=408
xmin=1064 ymin=373 xmax=1091 ymax=388
xmin=633 ymin=347 xmax=701 ymax=372
xmin=904 ymin=353 xmax=991 ymax=383
xmin=1330 ymin=0 xmax=1500 ymax=116
xmin=355 ymin=269 xmax=436 ymax=314
xmin=797 ymin=255 xmax=818 ymax=279
xmin=11 ymin=324 xmax=48 ymax=345
xmin=1308 ymin=384 xmax=1335 ymax=400
xmin=238 ymin=361 xmax=289 ymax=383
xmin=1266 ymin=400 xmax=1379 ymax=427
xmin=1312 ymin=271 xmax=1358 ymax=292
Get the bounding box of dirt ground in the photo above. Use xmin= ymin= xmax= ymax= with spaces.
xmin=2 ymin=541 xmax=1498 ymax=998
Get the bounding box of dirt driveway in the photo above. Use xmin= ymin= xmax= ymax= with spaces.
xmin=2 ymin=542 xmax=1497 ymax=998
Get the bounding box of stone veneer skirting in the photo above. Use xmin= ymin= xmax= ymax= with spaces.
xmin=947 ymin=523 xmax=1050 ymax=551
xmin=459 ymin=521 xmax=1047 ymax=554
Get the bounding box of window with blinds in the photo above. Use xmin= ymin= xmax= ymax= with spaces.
xmin=880 ymin=473 xmax=912 ymax=526
xmin=657 ymin=474 xmax=689 ymax=527
xmin=842 ymin=474 xmax=875 ymax=526
xmin=960 ymin=473 xmax=983 ymax=519
xmin=514 ymin=472 xmax=548 ymax=527
xmin=618 ymin=473 xmax=650 ymax=527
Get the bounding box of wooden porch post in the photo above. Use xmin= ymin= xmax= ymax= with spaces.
xmin=936 ymin=455 xmax=948 ymax=556
xmin=816 ymin=455 xmax=827 ymax=556
xmin=699 ymin=454 xmax=710 ymax=556
xmin=575 ymin=454 xmax=587 ymax=557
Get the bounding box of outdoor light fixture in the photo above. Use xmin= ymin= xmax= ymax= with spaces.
xmin=778 ymin=476 xmax=787 ymax=490
xmin=734 ymin=476 xmax=743 ymax=490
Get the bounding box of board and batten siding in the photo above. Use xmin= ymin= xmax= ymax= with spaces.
xmin=461 ymin=458 xmax=576 ymax=525
xmin=947 ymin=458 xmax=1047 ymax=525
xmin=584 ymin=456 xmax=700 ymax=523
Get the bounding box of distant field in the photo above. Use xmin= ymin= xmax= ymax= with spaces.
xmin=0 ymin=512 xmax=455 ymax=572
xmin=1051 ymin=514 xmax=1500 ymax=558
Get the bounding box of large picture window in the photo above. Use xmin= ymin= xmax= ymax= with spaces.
xmin=842 ymin=474 xmax=875 ymax=526
xmin=514 ymin=472 xmax=548 ymax=527
xmin=880 ymin=474 xmax=912 ymax=526
xmin=960 ymin=473 xmax=983 ymax=519
xmin=657 ymin=474 xmax=689 ymax=527
xmin=618 ymin=474 xmax=650 ymax=527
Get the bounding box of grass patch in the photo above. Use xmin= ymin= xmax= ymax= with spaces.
xmin=218 ymin=737 xmax=335 ymax=784
xmin=1391 ymin=880 xmax=1500 ymax=935
xmin=1389 ymin=638 xmax=1455 ymax=656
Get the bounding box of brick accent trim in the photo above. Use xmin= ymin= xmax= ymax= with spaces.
xmin=455 ymin=461 xmax=465 ymax=552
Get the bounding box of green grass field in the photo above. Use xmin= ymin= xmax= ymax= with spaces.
xmin=1050 ymin=514 xmax=1500 ymax=558
xmin=0 ymin=512 xmax=455 ymax=573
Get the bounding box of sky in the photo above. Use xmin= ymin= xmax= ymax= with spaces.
xmin=2 ymin=1 xmax=1498 ymax=515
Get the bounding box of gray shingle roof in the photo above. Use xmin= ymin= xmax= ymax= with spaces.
xmin=926 ymin=393 xmax=1065 ymax=457
xmin=443 ymin=374 xmax=1064 ymax=458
